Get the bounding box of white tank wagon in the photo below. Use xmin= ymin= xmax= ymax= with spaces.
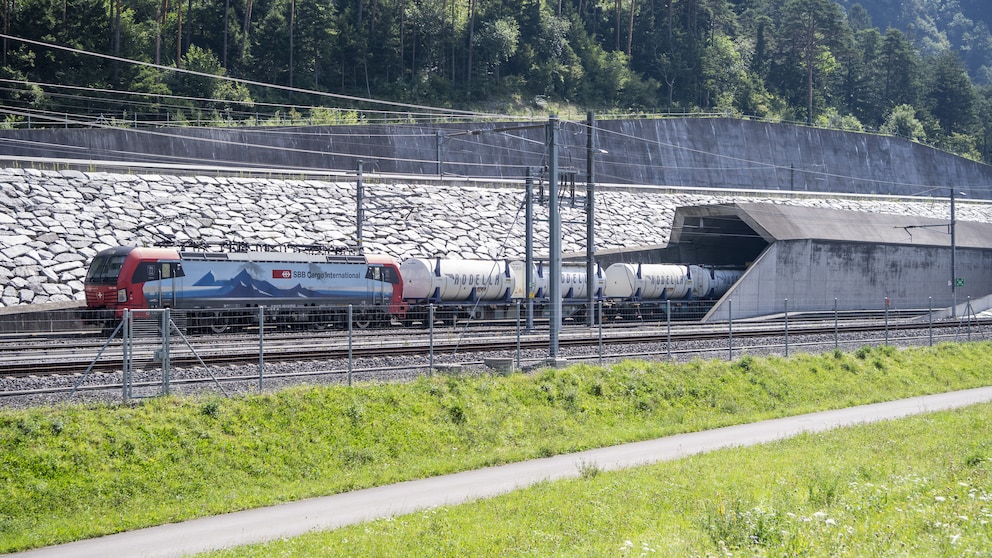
xmin=399 ymin=258 xmax=515 ymax=325
xmin=509 ymin=261 xmax=605 ymax=300
xmin=400 ymin=258 xmax=514 ymax=302
xmin=602 ymin=262 xmax=743 ymax=321
xmin=689 ymin=266 xmax=744 ymax=299
xmin=399 ymin=258 xmax=742 ymax=326
xmin=604 ymin=263 xmax=692 ymax=300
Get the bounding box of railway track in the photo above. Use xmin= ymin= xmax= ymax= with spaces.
xmin=1 ymin=316 xmax=987 ymax=378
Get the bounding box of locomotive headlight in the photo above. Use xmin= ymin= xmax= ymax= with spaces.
xmin=117 ymin=289 xmax=128 ymax=303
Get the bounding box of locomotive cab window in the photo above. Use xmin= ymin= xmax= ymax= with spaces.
xmin=366 ymin=265 xmax=399 ymax=284
xmin=382 ymin=266 xmax=399 ymax=284
xmin=85 ymin=254 xmax=127 ymax=284
xmin=132 ymin=262 xmax=185 ymax=283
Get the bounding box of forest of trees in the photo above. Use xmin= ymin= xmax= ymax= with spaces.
xmin=2 ymin=0 xmax=992 ymax=163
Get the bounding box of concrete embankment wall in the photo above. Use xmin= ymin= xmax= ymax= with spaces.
xmin=1 ymin=119 xmax=990 ymax=199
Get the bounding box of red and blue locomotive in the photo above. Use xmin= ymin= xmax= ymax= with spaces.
xmin=84 ymin=244 xmax=405 ymax=332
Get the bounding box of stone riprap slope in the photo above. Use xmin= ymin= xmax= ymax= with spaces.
xmin=0 ymin=167 xmax=985 ymax=307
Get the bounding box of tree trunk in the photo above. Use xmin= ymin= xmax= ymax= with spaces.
xmin=667 ymin=0 xmax=672 ymax=46
xmin=289 ymin=0 xmax=295 ymax=89
xmin=615 ymin=0 xmax=621 ymax=51
xmin=400 ymin=0 xmax=405 ymax=79
xmin=156 ymin=0 xmax=168 ymax=65
xmin=466 ymin=0 xmax=475 ymax=94
xmin=113 ymin=0 xmax=121 ymax=82
xmin=807 ymin=53 xmax=814 ymax=124
xmin=241 ymin=0 xmax=252 ymax=61
xmin=184 ymin=0 xmax=192 ymax=51
xmin=626 ymin=0 xmax=634 ymax=56
xmin=369 ymin=0 xmax=377 ymax=35
xmin=3 ymin=0 xmax=13 ymax=66
xmin=222 ymin=0 xmax=229 ymax=67
xmin=804 ymin=15 xmax=816 ymax=124
xmin=176 ymin=0 xmax=182 ymax=68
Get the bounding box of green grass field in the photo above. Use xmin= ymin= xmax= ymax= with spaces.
xmin=205 ymin=403 xmax=992 ymax=557
xmin=1 ymin=343 xmax=990 ymax=554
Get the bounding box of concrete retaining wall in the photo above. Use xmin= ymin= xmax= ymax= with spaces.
xmin=2 ymin=119 xmax=990 ymax=199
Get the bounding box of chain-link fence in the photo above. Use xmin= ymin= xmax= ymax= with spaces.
xmin=0 ymin=297 xmax=987 ymax=404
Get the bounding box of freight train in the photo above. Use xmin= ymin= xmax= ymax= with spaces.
xmin=84 ymin=244 xmax=743 ymax=332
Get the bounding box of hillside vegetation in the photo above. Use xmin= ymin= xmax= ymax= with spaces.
xmin=2 ymin=0 xmax=992 ymax=163
xmin=1 ymin=343 xmax=991 ymax=553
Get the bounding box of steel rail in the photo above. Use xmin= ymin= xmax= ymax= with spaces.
xmin=0 ymin=317 xmax=986 ymax=379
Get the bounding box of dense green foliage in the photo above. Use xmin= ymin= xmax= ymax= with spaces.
xmin=0 ymin=342 xmax=990 ymax=552
xmin=1 ymin=1 xmax=991 ymax=161
xmin=209 ymin=403 xmax=992 ymax=557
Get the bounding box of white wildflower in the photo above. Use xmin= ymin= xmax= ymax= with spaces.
xmin=825 ymin=518 xmax=836 ymax=526
xmin=935 ymin=496 xmax=947 ymax=502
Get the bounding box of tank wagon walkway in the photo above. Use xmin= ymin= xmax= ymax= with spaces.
xmin=14 ymin=387 xmax=992 ymax=558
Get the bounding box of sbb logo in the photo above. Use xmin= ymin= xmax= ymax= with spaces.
xmin=273 ymin=269 xmax=292 ymax=279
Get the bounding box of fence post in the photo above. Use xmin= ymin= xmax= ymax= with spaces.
xmin=429 ymin=304 xmax=435 ymax=375
xmin=784 ymin=298 xmax=789 ymax=358
xmin=666 ymin=299 xmax=672 ymax=359
xmin=122 ymin=309 xmax=132 ymax=404
xmin=884 ymin=297 xmax=889 ymax=346
xmin=928 ymin=297 xmax=933 ymax=347
xmin=598 ymin=300 xmax=604 ymax=365
xmin=834 ymin=298 xmax=839 ymax=350
xmin=162 ymin=309 xmax=171 ymax=395
xmin=515 ymin=301 xmax=522 ymax=370
xmin=728 ymin=299 xmax=733 ymax=361
xmin=258 ymin=306 xmax=265 ymax=390
xmin=347 ymin=305 xmax=353 ymax=387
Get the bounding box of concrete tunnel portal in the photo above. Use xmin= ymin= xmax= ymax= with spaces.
xmin=567 ymin=203 xmax=992 ymax=322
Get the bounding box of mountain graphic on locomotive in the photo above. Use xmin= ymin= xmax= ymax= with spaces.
xmin=85 ymin=244 xmax=743 ymax=331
